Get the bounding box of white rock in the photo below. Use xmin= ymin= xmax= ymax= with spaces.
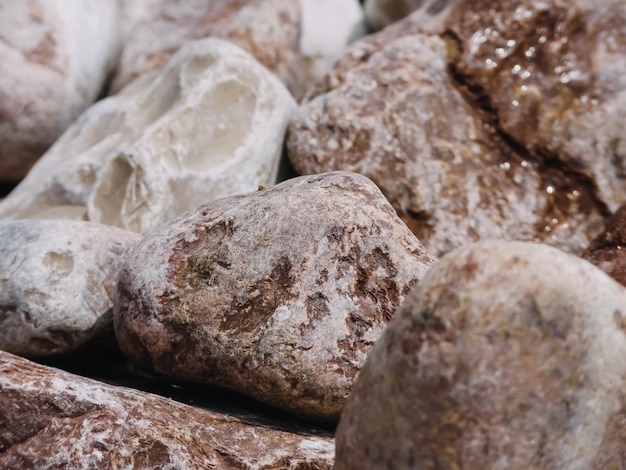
xmin=0 ymin=219 xmax=141 ymax=356
xmin=0 ymin=0 xmax=122 ymax=182
xmin=300 ymin=0 xmax=368 ymax=88
xmin=0 ymin=38 xmax=297 ymax=233
xmin=300 ymin=0 xmax=366 ymax=58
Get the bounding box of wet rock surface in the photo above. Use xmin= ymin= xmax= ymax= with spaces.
xmin=0 ymin=350 xmax=334 ymax=469
xmin=335 ymin=241 xmax=626 ymax=469
xmin=0 ymin=0 xmax=122 ymax=182
xmin=288 ymin=0 xmax=625 ymax=257
xmin=112 ymin=0 xmax=302 ymax=97
xmin=0 ymin=38 xmax=296 ymax=233
xmin=114 ymin=171 xmax=435 ymax=422
xmin=0 ymin=219 xmax=140 ymax=357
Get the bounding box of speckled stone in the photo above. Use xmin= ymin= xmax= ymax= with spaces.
xmin=112 ymin=0 xmax=302 ymax=97
xmin=288 ymin=0 xmax=626 ymax=257
xmin=0 ymin=219 xmax=141 ymax=357
xmin=0 ymin=351 xmax=334 ymax=469
xmin=335 ymin=240 xmax=626 ymax=469
xmin=114 ymin=171 xmax=435 ymax=422
xmin=0 ymin=38 xmax=296 ymax=234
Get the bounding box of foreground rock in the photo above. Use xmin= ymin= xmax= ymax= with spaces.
xmin=0 ymin=219 xmax=140 ymax=357
xmin=288 ymin=1 xmax=625 ymax=257
xmin=0 ymin=351 xmax=334 ymax=468
xmin=0 ymin=38 xmax=296 ymax=234
xmin=584 ymin=204 xmax=626 ymax=287
xmin=335 ymin=241 xmax=626 ymax=469
xmin=114 ymin=171 xmax=435 ymax=422
xmin=112 ymin=0 xmax=302 ymax=96
xmin=0 ymin=0 xmax=122 ymax=182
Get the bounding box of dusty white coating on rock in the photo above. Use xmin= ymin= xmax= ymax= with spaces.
xmin=0 ymin=219 xmax=140 ymax=356
xmin=111 ymin=0 xmax=302 ymax=96
xmin=114 ymin=171 xmax=435 ymax=422
xmin=0 ymin=351 xmax=334 ymax=469
xmin=0 ymin=0 xmax=122 ymax=182
xmin=335 ymin=241 xmax=626 ymax=469
xmin=0 ymin=38 xmax=296 ymax=233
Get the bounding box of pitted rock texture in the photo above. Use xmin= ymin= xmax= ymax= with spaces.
xmin=335 ymin=241 xmax=626 ymax=469
xmin=584 ymin=204 xmax=626 ymax=287
xmin=112 ymin=0 xmax=302 ymax=97
xmin=114 ymin=171 xmax=435 ymax=422
xmin=0 ymin=0 xmax=122 ymax=182
xmin=0 ymin=38 xmax=296 ymax=234
xmin=288 ymin=0 xmax=625 ymax=257
xmin=0 ymin=351 xmax=334 ymax=469
xmin=0 ymin=219 xmax=140 ymax=357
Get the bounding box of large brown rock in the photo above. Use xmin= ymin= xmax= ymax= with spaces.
xmin=288 ymin=0 xmax=625 ymax=257
xmin=335 ymin=241 xmax=626 ymax=469
xmin=0 ymin=350 xmax=334 ymax=469
xmin=0 ymin=0 xmax=122 ymax=182
xmin=0 ymin=219 xmax=140 ymax=357
xmin=112 ymin=0 xmax=302 ymax=97
xmin=114 ymin=171 xmax=435 ymax=422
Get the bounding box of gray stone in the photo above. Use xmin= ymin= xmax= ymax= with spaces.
xmin=335 ymin=240 xmax=626 ymax=469
xmin=0 ymin=38 xmax=296 ymax=234
xmin=114 ymin=171 xmax=435 ymax=422
xmin=0 ymin=219 xmax=140 ymax=357
xmin=0 ymin=350 xmax=334 ymax=469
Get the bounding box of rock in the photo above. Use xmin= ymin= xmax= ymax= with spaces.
xmin=114 ymin=171 xmax=435 ymax=422
xmin=288 ymin=1 xmax=626 ymax=257
xmin=111 ymin=0 xmax=302 ymax=97
xmin=0 ymin=350 xmax=334 ymax=469
xmin=364 ymin=0 xmax=438 ymax=30
xmin=584 ymin=204 xmax=626 ymax=287
xmin=300 ymin=0 xmax=367 ymax=88
xmin=335 ymin=240 xmax=626 ymax=469
xmin=0 ymin=219 xmax=141 ymax=357
xmin=0 ymin=0 xmax=122 ymax=182
xmin=0 ymin=38 xmax=296 ymax=234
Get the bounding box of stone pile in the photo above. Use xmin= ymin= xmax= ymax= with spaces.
xmin=1 ymin=0 xmax=625 ymax=467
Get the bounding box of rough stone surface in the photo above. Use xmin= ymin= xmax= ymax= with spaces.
xmin=0 ymin=351 xmax=334 ymax=469
xmin=288 ymin=0 xmax=625 ymax=257
xmin=0 ymin=0 xmax=122 ymax=182
xmin=114 ymin=171 xmax=435 ymax=422
xmin=584 ymin=204 xmax=626 ymax=287
xmin=111 ymin=0 xmax=302 ymax=97
xmin=0 ymin=38 xmax=296 ymax=234
xmin=335 ymin=240 xmax=626 ymax=469
xmin=0 ymin=219 xmax=141 ymax=357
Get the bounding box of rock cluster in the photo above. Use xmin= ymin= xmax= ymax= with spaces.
xmin=1 ymin=0 xmax=625 ymax=467
xmin=288 ymin=0 xmax=625 ymax=257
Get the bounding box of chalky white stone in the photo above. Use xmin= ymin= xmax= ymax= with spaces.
xmin=0 ymin=38 xmax=297 ymax=233
xmin=0 ymin=0 xmax=122 ymax=182
xmin=0 ymin=219 xmax=141 ymax=356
